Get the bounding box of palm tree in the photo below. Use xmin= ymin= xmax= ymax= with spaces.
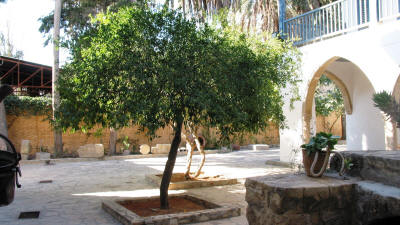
xmin=174 ymin=0 xmax=336 ymax=33
xmin=53 ymin=0 xmax=63 ymax=156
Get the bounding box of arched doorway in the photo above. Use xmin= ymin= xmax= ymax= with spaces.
xmin=303 ymin=57 xmax=386 ymax=150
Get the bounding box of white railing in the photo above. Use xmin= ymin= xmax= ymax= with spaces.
xmin=284 ymin=0 xmax=400 ymax=46
xmin=378 ymin=0 xmax=400 ymax=20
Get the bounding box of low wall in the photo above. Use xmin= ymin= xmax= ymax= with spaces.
xmin=6 ymin=114 xmax=280 ymax=154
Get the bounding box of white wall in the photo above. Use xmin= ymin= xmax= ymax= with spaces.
xmin=280 ymin=19 xmax=400 ymax=162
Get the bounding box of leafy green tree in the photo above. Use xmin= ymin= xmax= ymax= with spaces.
xmin=0 ymin=31 xmax=23 ymax=59
xmin=315 ymin=74 xmax=344 ymax=133
xmin=39 ymin=0 xmax=134 ymax=45
xmin=169 ymin=0 xmax=337 ymax=33
xmin=39 ymin=0 xmax=137 ymax=154
xmin=56 ymin=5 xmax=299 ymax=208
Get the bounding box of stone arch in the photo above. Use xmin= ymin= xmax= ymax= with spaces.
xmin=303 ymin=58 xmax=353 ymax=142
xmin=393 ymin=75 xmax=400 ymax=102
xmin=303 ymin=56 xmax=386 ymax=150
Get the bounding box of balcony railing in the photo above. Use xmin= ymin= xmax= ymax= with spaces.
xmin=284 ymin=0 xmax=400 ymax=46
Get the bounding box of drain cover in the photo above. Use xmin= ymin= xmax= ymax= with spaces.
xmin=18 ymin=211 xmax=40 ymax=219
xmin=39 ymin=180 xmax=52 ymax=183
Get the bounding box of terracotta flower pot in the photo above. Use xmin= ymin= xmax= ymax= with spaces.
xmin=302 ymin=149 xmax=327 ymax=177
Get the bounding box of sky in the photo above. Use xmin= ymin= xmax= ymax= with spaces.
xmin=0 ymin=0 xmax=67 ymax=66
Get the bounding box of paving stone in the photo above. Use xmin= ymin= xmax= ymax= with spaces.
xmin=0 ymin=149 xmax=290 ymax=225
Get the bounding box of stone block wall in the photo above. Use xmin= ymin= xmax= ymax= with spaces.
xmin=6 ymin=114 xmax=280 ymax=154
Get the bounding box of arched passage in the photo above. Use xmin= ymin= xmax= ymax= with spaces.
xmin=303 ymin=57 xmax=386 ymax=150
xmin=304 ymin=70 xmax=353 ymax=142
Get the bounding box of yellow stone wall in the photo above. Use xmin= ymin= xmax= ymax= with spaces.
xmin=6 ymin=114 xmax=280 ymax=153
xmin=316 ymin=113 xmax=343 ymax=138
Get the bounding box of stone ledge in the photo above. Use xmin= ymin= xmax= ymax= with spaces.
xmin=102 ymin=194 xmax=241 ymax=225
xmin=246 ymin=173 xmax=400 ymax=225
xmin=265 ymin=160 xmax=292 ymax=168
xmin=332 ymin=150 xmax=400 ymax=188
xmin=247 ymin=144 xmax=270 ymax=150
xmin=245 ymin=174 xmax=356 ymax=225
xmin=145 ymin=173 xmax=238 ymax=190
xmin=355 ymin=181 xmax=400 ymax=225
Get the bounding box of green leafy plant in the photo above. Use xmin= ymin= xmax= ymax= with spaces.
xmin=39 ymin=145 xmax=49 ymax=153
xmin=343 ymin=158 xmax=354 ymax=171
xmin=117 ymin=135 xmax=130 ymax=151
xmin=373 ymin=91 xmax=400 ymax=127
xmin=301 ymin=132 xmax=338 ymax=156
xmin=4 ymin=95 xmax=51 ymax=116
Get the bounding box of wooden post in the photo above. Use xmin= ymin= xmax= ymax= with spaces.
xmin=278 ymin=0 xmax=286 ymax=37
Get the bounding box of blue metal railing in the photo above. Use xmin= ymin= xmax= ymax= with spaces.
xmin=284 ymin=0 xmax=400 ymax=46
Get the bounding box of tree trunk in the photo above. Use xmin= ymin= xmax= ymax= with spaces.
xmin=184 ymin=140 xmax=194 ymax=179
xmin=160 ymin=120 xmax=183 ymax=209
xmin=53 ymin=0 xmax=63 ymax=156
xmin=328 ymin=112 xmax=341 ymax=134
xmin=109 ymin=128 xmax=117 ymax=155
xmin=193 ymin=137 xmax=205 ymax=178
xmin=0 ymin=82 xmax=8 ymax=137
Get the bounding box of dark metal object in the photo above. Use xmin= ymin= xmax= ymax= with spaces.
xmin=0 ymin=133 xmax=21 ymax=206
xmin=18 ymin=211 xmax=40 ymax=219
xmin=0 ymin=84 xmax=21 ymax=206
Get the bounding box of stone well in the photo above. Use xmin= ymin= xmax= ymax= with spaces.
xmin=246 ymin=150 xmax=400 ymax=225
xmin=245 ymin=174 xmax=355 ymax=225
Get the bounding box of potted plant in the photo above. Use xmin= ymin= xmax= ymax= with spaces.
xmin=301 ymin=132 xmax=340 ymax=177
xmin=120 ymin=136 xmax=130 ymax=155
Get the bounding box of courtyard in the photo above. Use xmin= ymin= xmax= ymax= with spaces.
xmin=0 ymin=149 xmax=292 ymax=225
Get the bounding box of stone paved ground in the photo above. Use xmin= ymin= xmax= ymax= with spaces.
xmin=0 ymin=149 xmax=292 ymax=225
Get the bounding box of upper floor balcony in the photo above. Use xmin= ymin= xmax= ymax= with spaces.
xmin=284 ymin=0 xmax=400 ymax=46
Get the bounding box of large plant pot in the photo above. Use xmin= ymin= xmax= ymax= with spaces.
xmin=302 ymin=149 xmax=327 ymax=177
